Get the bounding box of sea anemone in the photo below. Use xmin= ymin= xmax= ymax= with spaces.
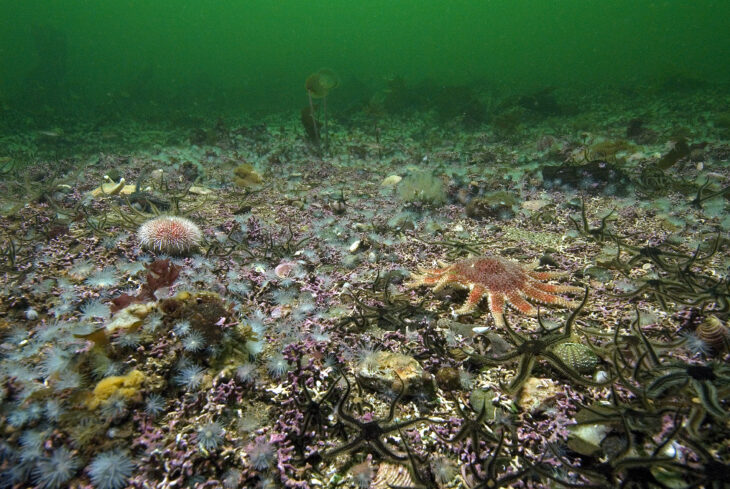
xmin=355 ymin=344 xmax=381 ymax=373
xmin=24 ymin=307 xmax=39 ymax=320
xmin=309 ymin=325 xmax=330 ymax=342
xmin=85 ymin=268 xmax=119 ymax=288
xmin=246 ymin=437 xmax=275 ymax=470
xmin=272 ymin=287 xmax=297 ymax=306
xmin=19 ymin=429 xmax=46 ymax=461
xmin=173 ymin=320 xmax=192 ymax=337
xmin=350 ymin=460 xmax=374 ymax=489
xmin=112 ymin=332 xmax=142 ymax=350
xmin=32 ymin=447 xmax=79 ymax=489
xmin=87 ymin=451 xmax=135 ymax=489
xmin=182 ymin=330 xmax=206 ymax=353
xmin=682 ymin=331 xmax=711 ymax=356
xmin=49 ymin=300 xmax=75 ymax=318
xmin=431 ymin=456 xmax=457 ymax=483
xmin=69 ymin=259 xmax=95 ymax=280
xmin=142 ymin=312 xmax=164 ymax=333
xmin=235 ymin=363 xmax=257 ymax=384
xmin=79 ymin=300 xmax=111 ymax=322
xmin=245 ymin=339 xmax=265 ymax=357
xmin=100 ymin=394 xmax=128 ymax=422
xmin=196 ymin=421 xmax=225 ymax=452
xmin=173 ymin=363 xmax=206 ymax=390
xmin=144 ymin=393 xmax=166 ymax=418
xmin=116 ymin=260 xmax=146 ymax=275
xmin=222 ymin=469 xmax=243 ymax=489
xmin=7 ymin=401 xmax=44 ymax=428
xmin=44 ymin=399 xmax=65 ymax=421
xmin=227 ymin=280 xmax=252 ymax=296
xmin=89 ymin=353 xmax=123 ymax=379
xmin=266 ymin=353 xmax=290 ymax=378
xmin=53 ymin=370 xmax=83 ymax=391
xmin=459 ymin=369 xmax=475 ymax=390
xmin=40 ymin=347 xmax=71 ymax=377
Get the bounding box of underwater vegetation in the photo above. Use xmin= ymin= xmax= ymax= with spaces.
xmin=304 ymin=69 xmax=340 ymax=152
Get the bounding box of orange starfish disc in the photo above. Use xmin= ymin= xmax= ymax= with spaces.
xmin=407 ymin=255 xmax=584 ymax=327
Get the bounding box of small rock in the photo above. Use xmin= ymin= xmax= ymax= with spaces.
xmin=189 ymin=185 xmax=212 ymax=195
xmin=119 ymin=184 xmax=137 ymax=195
xmin=355 ymin=351 xmax=434 ymax=397
xmin=435 ymin=367 xmax=461 ymax=392
xmin=522 ymin=199 xmax=551 ymax=212
xmin=518 ymin=377 xmax=562 ymax=413
xmin=568 ymin=423 xmax=611 ymax=456
xmin=349 ymin=240 xmax=362 ymax=253
xmin=106 ymin=302 xmax=156 ymax=333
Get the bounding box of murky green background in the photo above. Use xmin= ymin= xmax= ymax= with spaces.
xmin=1 ymin=0 xmax=728 ymax=117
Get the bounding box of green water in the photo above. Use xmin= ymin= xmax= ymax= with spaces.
xmin=1 ymin=0 xmax=729 ymax=118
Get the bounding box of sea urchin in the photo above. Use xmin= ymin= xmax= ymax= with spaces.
xmin=137 ymin=216 xmax=202 ymax=255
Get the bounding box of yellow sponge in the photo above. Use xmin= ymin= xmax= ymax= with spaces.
xmin=86 ymin=369 xmax=145 ymax=410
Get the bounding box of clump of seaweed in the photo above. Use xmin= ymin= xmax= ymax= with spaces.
xmin=304 ymin=68 xmax=339 ymax=151
xmin=232 ymin=163 xmax=263 ymax=188
xmin=396 ymin=170 xmax=447 ymax=206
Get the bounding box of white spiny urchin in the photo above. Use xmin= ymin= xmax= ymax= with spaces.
xmin=137 ymin=216 xmax=202 ymax=255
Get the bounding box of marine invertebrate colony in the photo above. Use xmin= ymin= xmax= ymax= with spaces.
xmin=137 ymin=215 xmax=202 ymax=255
xmin=407 ymin=255 xmax=583 ymax=327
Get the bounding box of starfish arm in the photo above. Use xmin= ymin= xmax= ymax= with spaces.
xmin=335 ymin=376 xmax=365 ymax=428
xmin=691 ymin=378 xmax=726 ymax=419
xmin=485 ymin=291 xmax=506 ymax=327
xmin=528 ymin=280 xmax=584 ymax=295
xmin=454 ymin=285 xmax=487 ymax=314
xmin=471 ymin=349 xmax=522 ymax=366
xmin=506 ymin=292 xmax=538 ymax=316
xmin=433 ymin=272 xmax=462 ymax=292
xmin=527 ymin=270 xmax=569 ymax=280
xmin=521 ymin=284 xmax=579 ymax=308
xmin=387 ymin=417 xmax=434 ymax=432
xmin=323 ymin=437 xmax=362 ymax=458
xmin=405 ymin=272 xmax=437 ymax=288
xmin=503 ymin=355 xmax=536 ymax=394
xmin=486 ymin=291 xmax=505 ymax=315
xmin=370 ymin=438 xmax=407 ymax=461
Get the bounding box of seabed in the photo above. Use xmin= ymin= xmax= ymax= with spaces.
xmin=0 ymin=85 xmax=729 ymax=488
